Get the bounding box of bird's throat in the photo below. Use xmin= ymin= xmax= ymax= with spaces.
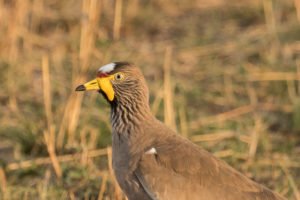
xmin=110 ymin=101 xmax=152 ymax=137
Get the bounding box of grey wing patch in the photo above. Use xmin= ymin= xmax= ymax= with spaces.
xmin=134 ymin=168 xmax=157 ymax=200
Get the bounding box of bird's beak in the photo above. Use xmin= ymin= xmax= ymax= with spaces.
xmin=75 ymin=76 xmax=115 ymax=101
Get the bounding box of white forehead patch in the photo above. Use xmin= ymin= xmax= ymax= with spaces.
xmin=98 ymin=63 xmax=116 ymax=73
xmin=145 ymin=147 xmax=157 ymax=155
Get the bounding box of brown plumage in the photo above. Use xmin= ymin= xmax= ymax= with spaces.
xmin=76 ymin=62 xmax=286 ymax=200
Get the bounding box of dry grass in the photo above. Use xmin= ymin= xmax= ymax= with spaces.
xmin=0 ymin=0 xmax=299 ymax=199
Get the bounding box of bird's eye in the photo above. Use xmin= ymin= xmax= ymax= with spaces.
xmin=114 ymin=73 xmax=124 ymax=81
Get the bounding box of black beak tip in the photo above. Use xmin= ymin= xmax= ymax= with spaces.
xmin=75 ymin=85 xmax=86 ymax=91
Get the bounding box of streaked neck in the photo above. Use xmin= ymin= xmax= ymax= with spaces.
xmin=110 ymin=98 xmax=153 ymax=136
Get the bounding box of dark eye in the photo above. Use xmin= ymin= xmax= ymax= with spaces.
xmin=115 ymin=73 xmax=124 ymax=80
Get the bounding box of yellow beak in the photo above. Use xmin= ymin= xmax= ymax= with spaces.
xmin=75 ymin=76 xmax=115 ymax=101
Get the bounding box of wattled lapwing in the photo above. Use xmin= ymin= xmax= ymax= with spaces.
xmin=76 ymin=62 xmax=286 ymax=200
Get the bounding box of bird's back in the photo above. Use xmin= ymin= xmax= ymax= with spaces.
xmin=134 ymin=126 xmax=285 ymax=200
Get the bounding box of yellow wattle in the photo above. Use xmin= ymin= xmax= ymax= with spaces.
xmin=97 ymin=76 xmax=114 ymax=101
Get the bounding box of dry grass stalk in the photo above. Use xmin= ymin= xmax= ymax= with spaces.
xmin=42 ymin=55 xmax=53 ymax=126
xmin=179 ymin=27 xmax=265 ymax=60
xmin=195 ymin=0 xmax=261 ymax=9
xmin=163 ymin=46 xmax=177 ymax=131
xmin=7 ymin=148 xmax=108 ymax=171
xmin=179 ymin=41 xmax=237 ymax=60
xmin=191 ymin=103 xmax=294 ymax=129
xmin=191 ymin=131 xmax=235 ymax=142
xmin=107 ymin=147 xmax=124 ymax=200
xmin=246 ymin=82 xmax=258 ymax=105
xmin=239 ymin=135 xmax=251 ymax=144
xmin=69 ymin=191 xmax=76 ymax=200
xmin=40 ymin=169 xmax=51 ymax=200
xmin=281 ymin=165 xmax=300 ymax=200
xmin=98 ymin=173 xmax=108 ymax=200
xmin=0 ymin=167 xmax=7 ymax=200
xmin=258 ymin=103 xmax=293 ymax=113
xmin=57 ymin=92 xmax=85 ymax=148
xmin=247 ymin=72 xmax=300 ymax=81
xmin=215 ymin=150 xmax=248 ymax=160
xmin=281 ymin=188 xmax=290 ymax=198
xmin=7 ymin=0 xmax=27 ymax=61
xmin=179 ymin=105 xmax=188 ymax=138
xmin=80 ymin=129 xmax=89 ymax=166
xmin=57 ymin=96 xmax=75 ymax=148
xmin=88 ymin=128 xmax=100 ymax=149
xmin=113 ymin=0 xmax=123 ymax=40
xmin=191 ymin=105 xmax=255 ymax=128
xmin=5 ymin=0 xmax=29 ymax=114
xmin=256 ymin=158 xmax=300 ymax=168
xmin=262 ymin=0 xmax=276 ymax=33
xmin=67 ymin=94 xmax=84 ymax=145
xmin=249 ymin=115 xmax=262 ymax=158
xmin=295 ymin=0 xmax=300 ymax=23
xmin=7 ymin=76 xmax=19 ymax=114
xmin=126 ymin=0 xmax=138 ymax=19
xmin=287 ymin=80 xmax=297 ymax=102
xmin=42 ymin=54 xmax=62 ymax=178
xmin=224 ymin=73 xmax=234 ymax=104
xmin=288 ymin=41 xmax=300 ymax=55
xmin=62 ymin=0 xmax=102 ymax=146
xmin=213 ymin=149 xmax=234 ymax=158
xmin=214 ymin=153 xmax=300 ymax=168
xmin=80 ymin=0 xmax=102 ymax=65
xmin=23 ymin=191 xmax=28 ymax=200
xmin=297 ymin=59 xmax=300 ymax=91
xmin=43 ymin=126 xmax=62 ymax=178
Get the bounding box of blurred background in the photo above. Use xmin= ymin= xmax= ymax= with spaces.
xmin=0 ymin=0 xmax=300 ymax=199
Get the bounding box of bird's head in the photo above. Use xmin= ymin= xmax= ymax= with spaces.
xmin=75 ymin=62 xmax=149 ymax=104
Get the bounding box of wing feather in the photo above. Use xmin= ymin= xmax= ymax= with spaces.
xmin=134 ymin=134 xmax=285 ymax=200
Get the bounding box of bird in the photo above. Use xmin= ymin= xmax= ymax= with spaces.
xmin=76 ymin=62 xmax=286 ymax=200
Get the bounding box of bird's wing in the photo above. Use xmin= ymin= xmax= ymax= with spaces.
xmin=134 ymin=167 xmax=158 ymax=200
xmin=134 ymin=134 xmax=285 ymax=200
